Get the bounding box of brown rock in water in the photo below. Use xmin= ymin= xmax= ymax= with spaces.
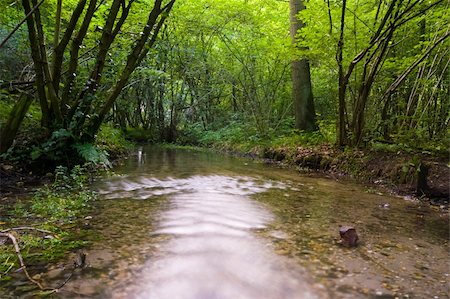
xmin=339 ymin=226 xmax=359 ymax=247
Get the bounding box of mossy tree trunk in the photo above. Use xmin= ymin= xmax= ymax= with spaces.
xmin=0 ymin=94 xmax=34 ymax=153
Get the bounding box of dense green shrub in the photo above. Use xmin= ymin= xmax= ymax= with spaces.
xmin=124 ymin=128 xmax=156 ymax=143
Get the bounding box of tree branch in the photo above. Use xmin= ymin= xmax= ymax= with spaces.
xmin=0 ymin=0 xmax=45 ymax=49
xmin=52 ymin=0 xmax=88 ymax=92
xmin=383 ymin=31 xmax=450 ymax=99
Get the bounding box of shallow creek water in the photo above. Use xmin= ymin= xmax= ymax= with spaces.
xmin=6 ymin=146 xmax=450 ymax=298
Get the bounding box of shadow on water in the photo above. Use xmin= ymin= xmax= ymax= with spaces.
xmin=3 ymin=146 xmax=449 ymax=298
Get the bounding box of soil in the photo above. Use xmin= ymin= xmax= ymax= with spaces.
xmin=0 ymin=164 xmax=51 ymax=195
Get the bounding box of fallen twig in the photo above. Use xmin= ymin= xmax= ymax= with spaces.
xmin=0 ymin=232 xmax=44 ymax=290
xmin=37 ymin=251 xmax=86 ymax=295
xmin=0 ymin=229 xmax=85 ymax=294
xmin=51 ymin=269 xmax=74 ymax=291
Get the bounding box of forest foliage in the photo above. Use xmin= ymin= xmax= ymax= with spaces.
xmin=0 ymin=0 xmax=449 ymax=165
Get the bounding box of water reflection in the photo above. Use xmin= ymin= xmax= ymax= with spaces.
xmin=8 ymin=146 xmax=445 ymax=299
xmin=98 ymin=175 xmax=284 ymax=200
xmin=137 ymin=148 xmax=145 ymax=165
xmin=98 ymin=175 xmax=323 ymax=299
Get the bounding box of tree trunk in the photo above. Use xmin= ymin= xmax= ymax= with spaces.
xmin=289 ymin=0 xmax=317 ymax=131
xmin=52 ymin=0 xmax=88 ymax=93
xmin=353 ymin=28 xmax=394 ymax=146
xmin=158 ymin=78 xmax=166 ymax=140
xmin=231 ymin=81 xmax=238 ymax=112
xmin=52 ymin=0 xmax=62 ymax=56
xmin=336 ymin=0 xmax=348 ymax=147
xmin=85 ymin=0 xmax=175 ymax=140
xmin=22 ymin=0 xmax=50 ymax=128
xmin=60 ymin=0 xmax=97 ymax=115
xmin=0 ymin=94 xmax=34 ymax=153
xmin=31 ymin=0 xmax=63 ymax=124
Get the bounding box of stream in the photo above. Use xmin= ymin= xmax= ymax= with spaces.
xmin=6 ymin=146 xmax=450 ymax=298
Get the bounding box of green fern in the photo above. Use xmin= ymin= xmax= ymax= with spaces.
xmin=73 ymin=143 xmax=111 ymax=168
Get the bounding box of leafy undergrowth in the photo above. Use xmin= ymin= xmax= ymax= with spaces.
xmin=0 ymin=124 xmax=132 ymax=194
xmin=0 ymin=165 xmax=96 ymax=283
xmin=96 ymin=125 xmax=133 ymax=159
xmin=177 ymin=120 xmax=335 ymax=152
xmin=124 ymin=128 xmax=157 ymax=143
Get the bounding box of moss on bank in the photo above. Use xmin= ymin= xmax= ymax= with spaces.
xmin=262 ymin=145 xmax=447 ymax=201
xmin=174 ymin=122 xmax=447 ymax=202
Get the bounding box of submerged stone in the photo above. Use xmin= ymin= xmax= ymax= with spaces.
xmin=339 ymin=226 xmax=359 ymax=247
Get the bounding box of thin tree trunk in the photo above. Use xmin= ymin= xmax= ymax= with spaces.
xmin=158 ymin=78 xmax=166 ymax=140
xmin=353 ymin=28 xmax=394 ymax=146
xmin=77 ymin=0 xmax=123 ymax=100
xmin=383 ymin=31 xmax=450 ymax=99
xmin=85 ymin=0 xmax=175 ymax=140
xmin=0 ymin=0 xmax=44 ymax=49
xmin=60 ymin=0 xmax=98 ymax=115
xmin=52 ymin=0 xmax=62 ymax=60
xmin=326 ymin=0 xmax=333 ymax=35
xmin=31 ymin=0 xmax=63 ymax=123
xmin=336 ymin=0 xmax=348 ymax=146
xmin=52 ymin=0 xmax=88 ymax=92
xmin=68 ymin=0 xmax=131 ymax=131
xmin=22 ymin=0 xmax=50 ymax=128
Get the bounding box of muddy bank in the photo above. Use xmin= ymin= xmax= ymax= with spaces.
xmin=221 ymin=145 xmax=448 ymax=204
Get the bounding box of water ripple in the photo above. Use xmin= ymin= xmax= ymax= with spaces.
xmin=101 ymin=175 xmax=324 ymax=299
